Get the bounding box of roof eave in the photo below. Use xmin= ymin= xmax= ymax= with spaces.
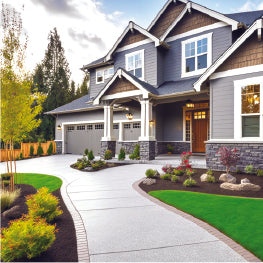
xmin=45 ymin=106 xmax=103 ymax=115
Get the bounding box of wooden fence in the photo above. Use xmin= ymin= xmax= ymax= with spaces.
xmin=1 ymin=141 xmax=56 ymax=162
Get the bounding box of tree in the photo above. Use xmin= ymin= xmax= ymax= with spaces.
xmin=69 ymin=80 xmax=76 ymax=100
xmin=80 ymin=74 xmax=89 ymax=96
xmin=0 ymin=4 xmax=45 ymax=191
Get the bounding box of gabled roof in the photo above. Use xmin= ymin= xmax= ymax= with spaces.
xmin=194 ymin=18 xmax=263 ymax=91
xmin=81 ymin=56 xmax=113 ymax=71
xmin=105 ymin=21 xmax=169 ymax=61
xmin=93 ymin=68 xmax=157 ymax=105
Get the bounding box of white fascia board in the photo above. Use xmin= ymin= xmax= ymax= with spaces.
xmin=160 ymin=5 xmax=188 ymax=42
xmin=191 ymin=3 xmax=239 ymax=30
xmin=102 ymin=90 xmax=144 ymax=101
xmin=194 ymin=20 xmax=259 ymax=91
xmin=133 ymin=24 xmax=160 ymax=47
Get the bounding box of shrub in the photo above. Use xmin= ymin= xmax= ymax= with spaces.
xmin=245 ymin=165 xmax=255 ymax=174
xmin=183 ymin=179 xmax=197 ymax=187
xmin=180 ymin=152 xmax=192 ymax=169
xmin=88 ymin=150 xmax=95 ymax=161
xmin=145 ymin=169 xmax=156 ymax=178
xmin=3 ymin=180 xmax=10 ymax=187
xmin=236 ymin=169 xmax=242 ymax=174
xmin=218 ymin=147 xmax=240 ymax=175
xmin=29 ymin=145 xmax=34 ymax=156
xmin=118 ymin=148 xmax=126 ymax=161
xmin=26 ymin=187 xmax=63 ymax=222
xmin=173 ymin=167 xmax=185 ymax=176
xmin=1 ymin=189 xmax=21 ymax=211
xmin=171 ymin=175 xmax=178 ymax=183
xmin=206 ymin=170 xmax=213 ymax=176
xmin=104 ymin=150 xmax=112 ymax=160
xmin=47 ymin=142 xmax=53 ymax=155
xmin=1 ymin=216 xmax=56 ymax=262
xmin=160 ymin=174 xmax=171 ymax=180
xmin=1 ymin=173 xmax=11 ymax=180
xmin=257 ymin=169 xmax=263 ymax=177
xmin=36 ymin=143 xmax=44 ymax=156
xmin=167 ymin=144 xmax=174 ymax=153
xmin=92 ymin=160 xmax=106 ymax=170
xmin=19 ymin=152 xmax=23 ymax=160
xmin=84 ymin=148 xmax=89 ymax=156
xmin=78 ymin=163 xmax=85 ymax=170
xmin=207 ymin=175 xmax=216 ymax=183
xmin=129 ymin=144 xmax=140 ymax=160
xmin=162 ymin=164 xmax=173 ymax=174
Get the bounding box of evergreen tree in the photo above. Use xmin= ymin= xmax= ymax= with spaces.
xmin=69 ymin=80 xmax=76 ymax=101
xmin=75 ymin=84 xmax=81 ymax=99
xmin=80 ymin=74 xmax=89 ymax=96
xmin=32 ymin=64 xmax=46 ymax=93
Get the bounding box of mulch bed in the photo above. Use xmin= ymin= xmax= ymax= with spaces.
xmin=71 ymin=162 xmax=128 ymax=172
xmin=139 ymin=169 xmax=263 ymax=198
xmin=1 ymin=184 xmax=78 ymax=262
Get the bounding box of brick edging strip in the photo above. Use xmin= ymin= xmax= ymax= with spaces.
xmin=132 ymin=178 xmax=261 ymax=262
xmin=60 ymin=179 xmax=90 ymax=262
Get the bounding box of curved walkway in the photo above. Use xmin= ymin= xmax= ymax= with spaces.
xmin=0 ymin=155 xmax=256 ymax=262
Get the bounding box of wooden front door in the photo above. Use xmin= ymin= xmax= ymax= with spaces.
xmin=192 ymin=110 xmax=208 ymax=153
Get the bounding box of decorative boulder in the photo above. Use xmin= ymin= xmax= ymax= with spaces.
xmin=200 ymin=174 xmax=209 ymax=182
xmin=241 ymin=178 xmax=250 ymax=184
xmin=142 ymin=178 xmax=156 ymax=186
xmin=2 ymin=205 xmax=21 ymax=219
xmin=219 ymin=173 xmax=236 ymax=184
xmin=220 ymin=182 xmax=261 ymax=191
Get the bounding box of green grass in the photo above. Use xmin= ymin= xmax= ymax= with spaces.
xmin=149 ymin=190 xmax=263 ymax=260
xmin=16 ymin=173 xmax=62 ymax=192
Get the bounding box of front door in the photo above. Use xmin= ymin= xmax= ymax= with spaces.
xmin=192 ymin=110 xmax=208 ymax=153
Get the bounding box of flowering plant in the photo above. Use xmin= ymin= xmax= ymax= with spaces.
xmin=180 ymin=152 xmax=192 ymax=170
xmin=162 ymin=164 xmax=173 ymax=174
xmin=218 ymin=147 xmax=240 ymax=174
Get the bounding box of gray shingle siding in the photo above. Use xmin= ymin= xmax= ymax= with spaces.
xmin=210 ymin=71 xmax=263 ymax=140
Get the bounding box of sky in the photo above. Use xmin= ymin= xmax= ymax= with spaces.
xmin=2 ymin=0 xmax=263 ymax=85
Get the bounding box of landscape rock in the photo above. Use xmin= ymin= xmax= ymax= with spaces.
xmin=241 ymin=178 xmax=250 ymax=184
xmin=154 ymin=170 xmax=160 ymax=178
xmin=142 ymin=178 xmax=156 ymax=185
xmin=220 ymin=182 xmax=261 ymax=191
xmin=219 ymin=173 xmax=236 ymax=184
xmin=2 ymin=205 xmax=21 ymax=219
xmin=200 ymin=174 xmax=209 ymax=182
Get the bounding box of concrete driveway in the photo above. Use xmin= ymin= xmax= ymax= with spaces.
xmin=0 ymin=155 xmax=246 ymax=262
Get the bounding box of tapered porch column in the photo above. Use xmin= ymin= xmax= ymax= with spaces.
xmin=101 ymin=105 xmax=116 ymax=158
xmin=139 ymin=99 xmax=156 ymax=160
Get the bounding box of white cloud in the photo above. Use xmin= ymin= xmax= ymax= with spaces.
xmin=238 ymin=1 xmax=263 ymax=11
xmin=2 ymin=0 xmax=128 ymax=85
xmin=258 ymin=2 xmax=263 ymax=9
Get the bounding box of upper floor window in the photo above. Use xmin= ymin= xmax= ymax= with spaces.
xmin=125 ymin=50 xmax=144 ymax=79
xmin=96 ymin=66 xmax=114 ymax=84
xmin=181 ymin=33 xmax=212 ymax=78
xmin=234 ymin=77 xmax=263 ymax=140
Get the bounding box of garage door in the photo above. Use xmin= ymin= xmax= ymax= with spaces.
xmin=66 ymin=123 xmax=104 ymax=155
xmin=123 ymin=122 xmax=141 ymax=141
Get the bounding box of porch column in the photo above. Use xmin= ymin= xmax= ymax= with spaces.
xmin=139 ymin=99 xmax=156 ymax=160
xmin=101 ymin=105 xmax=116 ymax=158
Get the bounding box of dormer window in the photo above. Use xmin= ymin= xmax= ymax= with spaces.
xmin=96 ymin=66 xmax=114 ymax=84
xmin=181 ymin=33 xmax=212 ymax=78
xmin=125 ymin=50 xmax=144 ymax=80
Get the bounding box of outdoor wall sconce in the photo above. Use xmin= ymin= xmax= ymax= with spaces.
xmin=149 ymin=120 xmax=155 ymax=127
xmin=57 ymin=124 xmax=62 ymax=130
xmin=126 ymin=113 xmax=133 ymax=120
xmin=186 ymin=100 xmax=195 ymax=108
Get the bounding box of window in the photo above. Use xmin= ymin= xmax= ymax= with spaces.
xmin=124 ymin=123 xmax=131 ymax=129
xmin=96 ymin=66 xmax=114 ymax=84
xmin=185 ymin=112 xmax=191 ymax=142
xmin=125 ymin=50 xmax=144 ymax=79
xmin=67 ymin=126 xmax=75 ymax=131
xmin=113 ymin=124 xmax=119 ymax=129
xmin=77 ymin=125 xmax=85 ymax=130
xmin=234 ymin=77 xmax=263 ymax=139
xmin=194 ymin=111 xmax=206 ymax=120
xmin=87 ymin=124 xmax=93 ymax=130
xmin=133 ymin=123 xmax=141 ymax=129
xmin=95 ymin=124 xmax=104 ymax=130
xmin=182 ymin=33 xmax=212 ymax=78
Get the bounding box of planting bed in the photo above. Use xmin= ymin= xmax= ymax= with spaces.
xmin=71 ymin=162 xmax=128 ymax=172
xmin=140 ymin=169 xmax=263 ymax=198
xmin=1 ymin=184 xmax=78 ymax=262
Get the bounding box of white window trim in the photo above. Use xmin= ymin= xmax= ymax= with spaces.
xmin=234 ymin=76 xmax=263 ymax=140
xmin=96 ymin=66 xmax=114 ymax=84
xmin=181 ymin=32 xmax=213 ymax=78
xmin=125 ymin=49 xmax=145 ymax=80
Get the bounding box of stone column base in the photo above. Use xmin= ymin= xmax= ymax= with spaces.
xmin=101 ymin=141 xmax=116 ymax=158
xmin=139 ymin=141 xmax=156 ymax=160
xmin=55 ymin=140 xmax=62 ymax=154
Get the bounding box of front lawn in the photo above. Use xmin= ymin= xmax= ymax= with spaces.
xmin=149 ymin=190 xmax=263 ymax=260
xmin=16 ymin=173 xmax=62 ymax=192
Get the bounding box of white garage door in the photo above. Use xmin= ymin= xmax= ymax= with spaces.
xmin=66 ymin=123 xmax=104 ymax=155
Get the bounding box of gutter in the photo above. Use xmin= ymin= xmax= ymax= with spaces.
xmin=45 ymin=106 xmax=104 ymax=115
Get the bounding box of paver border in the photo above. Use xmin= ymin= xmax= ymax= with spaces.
xmin=60 ymin=178 xmax=90 ymax=262
xmin=133 ymin=178 xmax=261 ymax=262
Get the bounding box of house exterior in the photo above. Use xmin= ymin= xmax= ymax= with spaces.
xmin=47 ymin=0 xmax=263 ymax=171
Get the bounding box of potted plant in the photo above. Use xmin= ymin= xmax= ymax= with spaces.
xmin=167 ymin=144 xmax=174 ymax=155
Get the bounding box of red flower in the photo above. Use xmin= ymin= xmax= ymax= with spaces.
xmin=184 ymin=160 xmax=189 ymax=164
xmin=234 ymin=149 xmax=237 ymax=152
xmin=186 ymin=164 xmax=191 ymax=168
xmin=190 ymin=169 xmax=192 ymax=172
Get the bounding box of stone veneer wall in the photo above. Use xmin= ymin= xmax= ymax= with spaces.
xmin=156 ymin=142 xmax=191 ymax=155
xmin=117 ymin=142 xmax=138 ymax=154
xmin=101 ymin=141 xmax=116 ymax=158
xmin=55 ymin=141 xmax=62 ymax=154
xmin=140 ymin=141 xmax=156 ymax=160
xmin=206 ymin=142 xmax=263 ymax=171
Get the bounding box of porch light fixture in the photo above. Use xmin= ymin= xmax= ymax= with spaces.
xmin=186 ymin=100 xmax=195 ymax=108
xmin=126 ymin=113 xmax=133 ymax=120
xmin=57 ymin=124 xmax=62 ymax=130
xmin=149 ymin=120 xmax=155 ymax=127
